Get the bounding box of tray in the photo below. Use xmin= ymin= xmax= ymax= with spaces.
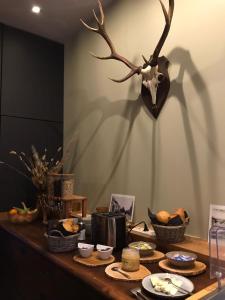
xmin=73 ymin=251 xmax=115 ymax=267
xmin=140 ymin=250 xmax=165 ymax=263
xmin=105 ymin=262 xmax=151 ymax=281
xmin=159 ymin=259 xmax=207 ymax=276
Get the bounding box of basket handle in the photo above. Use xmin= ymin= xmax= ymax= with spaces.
xmin=48 ymin=229 xmax=66 ymax=238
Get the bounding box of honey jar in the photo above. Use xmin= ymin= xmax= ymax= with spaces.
xmin=121 ymin=248 xmax=140 ymax=272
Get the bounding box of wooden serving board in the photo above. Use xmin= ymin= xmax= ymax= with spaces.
xmin=73 ymin=251 xmax=115 ymax=267
xmin=105 ymin=262 xmax=151 ymax=281
xmin=159 ymin=259 xmax=207 ymax=276
xmin=140 ymin=250 xmax=165 ymax=263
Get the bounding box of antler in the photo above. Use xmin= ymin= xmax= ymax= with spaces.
xmin=150 ymin=0 xmax=174 ymax=66
xmin=80 ymin=0 xmax=142 ymax=82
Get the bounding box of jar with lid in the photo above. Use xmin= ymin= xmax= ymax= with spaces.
xmin=121 ymin=248 xmax=140 ymax=272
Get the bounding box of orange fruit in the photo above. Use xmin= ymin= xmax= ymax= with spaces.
xmin=156 ymin=210 xmax=170 ymax=224
xmin=9 ymin=208 xmax=17 ymax=215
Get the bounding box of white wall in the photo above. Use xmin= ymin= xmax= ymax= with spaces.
xmin=64 ymin=0 xmax=225 ymax=239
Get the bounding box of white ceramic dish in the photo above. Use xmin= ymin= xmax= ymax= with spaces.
xmin=128 ymin=241 xmax=156 ymax=257
xmin=142 ymin=273 xmax=194 ymax=298
xmin=96 ymin=244 xmax=113 ymax=260
xmin=78 ymin=243 xmax=94 ymax=258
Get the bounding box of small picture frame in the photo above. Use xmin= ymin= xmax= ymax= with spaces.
xmin=208 ymin=204 xmax=225 ymax=242
xmin=109 ymin=194 xmax=135 ymax=222
xmin=209 ymin=204 xmax=225 ymax=229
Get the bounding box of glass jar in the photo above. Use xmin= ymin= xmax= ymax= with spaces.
xmin=209 ymin=225 xmax=225 ymax=280
xmin=47 ymin=173 xmax=74 ymax=197
xmin=121 ymin=248 xmax=140 ymax=272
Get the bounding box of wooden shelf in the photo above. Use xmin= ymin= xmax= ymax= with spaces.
xmin=51 ymin=194 xmax=87 ymax=201
xmin=50 ymin=194 xmax=88 ymax=218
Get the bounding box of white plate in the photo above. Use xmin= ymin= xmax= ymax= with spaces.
xmin=142 ymin=273 xmax=194 ymax=298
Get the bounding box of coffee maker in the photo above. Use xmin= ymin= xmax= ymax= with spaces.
xmin=91 ymin=212 xmax=127 ymax=250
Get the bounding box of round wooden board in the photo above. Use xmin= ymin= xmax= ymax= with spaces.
xmin=140 ymin=250 xmax=165 ymax=263
xmin=105 ymin=262 xmax=151 ymax=281
xmin=159 ymin=259 xmax=207 ymax=276
xmin=73 ymin=251 xmax=115 ymax=267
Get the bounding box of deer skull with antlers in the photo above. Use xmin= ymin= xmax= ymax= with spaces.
xmin=80 ymin=0 xmax=174 ymax=119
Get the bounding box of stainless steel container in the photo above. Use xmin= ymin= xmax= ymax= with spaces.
xmin=91 ymin=212 xmax=126 ymax=250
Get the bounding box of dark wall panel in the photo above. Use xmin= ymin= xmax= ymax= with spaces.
xmin=1 ymin=25 xmax=64 ymax=122
xmin=0 ymin=25 xmax=63 ymax=211
xmin=0 ymin=24 xmax=2 ymax=117
xmin=0 ymin=116 xmax=63 ymax=211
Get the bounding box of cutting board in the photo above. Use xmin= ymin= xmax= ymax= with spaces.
xmin=73 ymin=251 xmax=115 ymax=267
xmin=105 ymin=262 xmax=151 ymax=281
xmin=159 ymin=259 xmax=207 ymax=276
xmin=140 ymin=250 xmax=165 ymax=263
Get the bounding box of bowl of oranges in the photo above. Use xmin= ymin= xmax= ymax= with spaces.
xmin=8 ymin=202 xmax=38 ymax=223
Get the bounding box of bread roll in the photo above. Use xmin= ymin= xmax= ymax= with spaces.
xmin=175 ymin=208 xmax=185 ymax=223
xmin=156 ymin=210 xmax=170 ymax=224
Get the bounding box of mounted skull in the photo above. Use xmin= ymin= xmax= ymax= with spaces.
xmin=141 ymin=64 xmax=163 ymax=105
xmin=80 ymin=0 xmax=174 ymax=119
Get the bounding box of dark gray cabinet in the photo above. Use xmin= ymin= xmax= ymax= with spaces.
xmin=0 ymin=116 xmax=63 ymax=210
xmin=1 ymin=25 xmax=64 ymax=122
xmin=0 ymin=229 xmax=106 ymax=300
xmin=0 ymin=24 xmax=2 ymax=116
xmin=0 ymin=24 xmax=64 ymax=210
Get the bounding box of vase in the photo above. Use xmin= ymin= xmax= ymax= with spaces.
xmin=36 ymin=192 xmax=49 ymax=225
xmin=37 ymin=191 xmax=63 ymax=224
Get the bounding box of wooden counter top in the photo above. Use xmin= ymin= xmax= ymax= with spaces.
xmin=132 ymin=227 xmax=209 ymax=259
xmin=0 ymin=213 xmax=216 ymax=300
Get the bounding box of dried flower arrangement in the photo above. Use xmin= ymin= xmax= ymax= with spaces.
xmin=0 ymin=145 xmax=63 ymax=223
xmin=0 ymin=145 xmax=63 ymax=192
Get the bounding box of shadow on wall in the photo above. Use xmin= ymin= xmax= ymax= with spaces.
xmin=64 ymin=77 xmax=142 ymax=208
xmin=65 ymin=46 xmax=219 ymax=237
xmin=150 ymin=47 xmax=217 ymax=237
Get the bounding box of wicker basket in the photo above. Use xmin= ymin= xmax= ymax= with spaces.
xmin=152 ymin=224 xmax=186 ymax=243
xmin=44 ymin=230 xmax=79 ymax=253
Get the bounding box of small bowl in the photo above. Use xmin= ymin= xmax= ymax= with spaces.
xmin=8 ymin=210 xmax=38 ymax=224
xmin=78 ymin=243 xmax=94 ymax=258
xmin=96 ymin=244 xmax=113 ymax=260
xmin=166 ymin=251 xmax=197 ymax=268
xmin=128 ymin=241 xmax=156 ymax=257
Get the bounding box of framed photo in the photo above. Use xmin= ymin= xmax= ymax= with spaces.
xmin=209 ymin=204 xmax=225 ymax=229
xmin=109 ymin=194 xmax=135 ymax=222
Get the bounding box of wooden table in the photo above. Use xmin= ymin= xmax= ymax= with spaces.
xmin=0 ymin=214 xmax=216 ymax=300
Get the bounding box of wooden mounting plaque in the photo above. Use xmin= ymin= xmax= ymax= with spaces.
xmin=73 ymin=251 xmax=115 ymax=267
xmin=140 ymin=250 xmax=165 ymax=264
xmin=105 ymin=262 xmax=151 ymax=281
xmin=159 ymin=259 xmax=207 ymax=277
